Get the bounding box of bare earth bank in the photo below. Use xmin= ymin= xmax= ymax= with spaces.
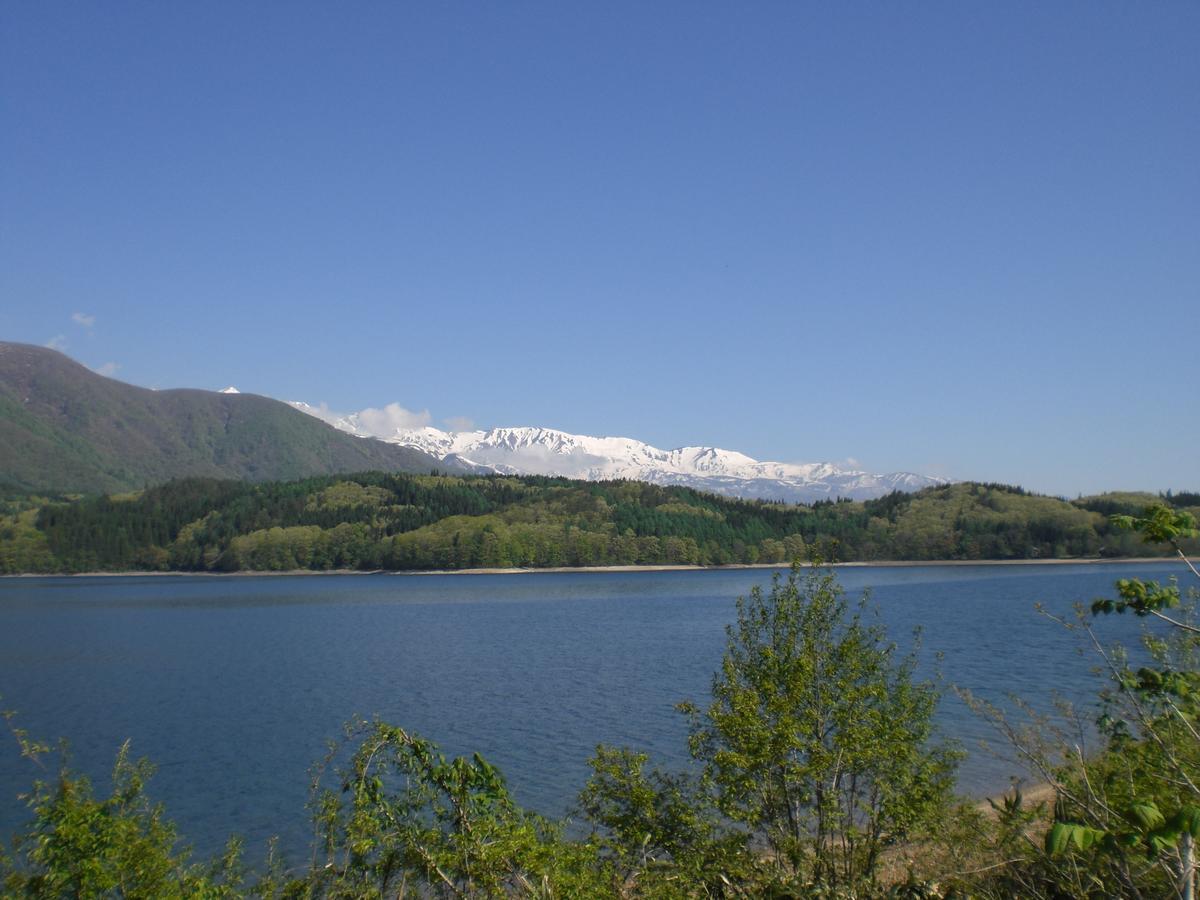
xmin=2 ymin=558 xmax=1176 ymax=578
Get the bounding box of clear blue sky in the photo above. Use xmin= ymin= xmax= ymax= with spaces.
xmin=2 ymin=2 xmax=1196 ymax=496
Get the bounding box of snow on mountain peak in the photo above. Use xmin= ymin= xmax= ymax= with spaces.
xmin=286 ymin=400 xmax=948 ymax=503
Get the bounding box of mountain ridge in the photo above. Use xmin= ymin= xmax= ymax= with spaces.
xmin=287 ymin=405 xmax=947 ymax=503
xmin=0 ymin=342 xmax=455 ymax=494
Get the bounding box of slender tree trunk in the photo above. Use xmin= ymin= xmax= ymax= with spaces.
xmin=1181 ymin=832 xmax=1195 ymax=900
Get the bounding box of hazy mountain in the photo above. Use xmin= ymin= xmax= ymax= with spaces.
xmin=288 ymin=405 xmax=947 ymax=503
xmin=0 ymin=342 xmax=454 ymax=495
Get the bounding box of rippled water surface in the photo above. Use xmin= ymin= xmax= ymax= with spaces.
xmin=0 ymin=562 xmax=1184 ymax=859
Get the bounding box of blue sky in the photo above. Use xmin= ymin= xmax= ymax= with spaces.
xmin=2 ymin=2 xmax=1196 ymax=496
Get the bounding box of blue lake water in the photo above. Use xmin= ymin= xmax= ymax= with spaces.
xmin=0 ymin=562 xmax=1186 ymax=863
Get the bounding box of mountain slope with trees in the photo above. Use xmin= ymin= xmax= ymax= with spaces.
xmin=0 ymin=342 xmax=455 ymax=495
xmin=1 ymin=473 xmax=1195 ymax=574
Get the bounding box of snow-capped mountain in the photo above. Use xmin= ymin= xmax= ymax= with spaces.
xmin=288 ymin=402 xmax=946 ymax=503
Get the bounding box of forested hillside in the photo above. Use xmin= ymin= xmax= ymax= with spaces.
xmin=1 ymin=474 xmax=1195 ymax=574
xmin=0 ymin=342 xmax=453 ymax=494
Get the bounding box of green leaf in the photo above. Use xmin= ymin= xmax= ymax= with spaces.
xmin=1175 ymin=806 xmax=1200 ymax=838
xmin=1046 ymin=822 xmax=1071 ymax=856
xmin=1128 ymin=803 xmax=1166 ymax=832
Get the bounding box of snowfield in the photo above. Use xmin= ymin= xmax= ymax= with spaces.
xmin=287 ymin=403 xmax=946 ymax=503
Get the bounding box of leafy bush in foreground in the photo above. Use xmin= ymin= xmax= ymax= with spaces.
xmin=953 ymin=505 xmax=1200 ymax=898
xmin=6 ymin=538 xmax=1199 ymax=896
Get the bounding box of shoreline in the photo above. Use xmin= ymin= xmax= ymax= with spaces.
xmin=0 ymin=557 xmax=1179 ymax=579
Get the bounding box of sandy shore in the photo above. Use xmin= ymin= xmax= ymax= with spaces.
xmin=0 ymin=557 xmax=1178 ymax=578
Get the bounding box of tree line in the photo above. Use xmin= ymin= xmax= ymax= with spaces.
xmin=0 ymin=473 xmax=1196 ymax=574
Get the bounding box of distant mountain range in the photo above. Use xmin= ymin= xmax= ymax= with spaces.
xmin=288 ymin=404 xmax=947 ymax=503
xmin=0 ymin=343 xmax=453 ymax=494
xmin=0 ymin=341 xmax=945 ymax=501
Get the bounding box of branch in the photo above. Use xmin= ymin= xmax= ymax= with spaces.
xmin=414 ymin=844 xmax=465 ymax=898
xmin=2 ymin=711 xmax=47 ymax=771
xmin=1174 ymin=545 xmax=1200 ymax=583
xmin=1084 ymin=624 xmax=1200 ymax=797
xmin=1165 ymin=697 xmax=1200 ymax=747
xmin=1146 ymin=607 xmax=1200 ymax=635
xmin=946 ymin=857 xmax=1030 ymax=878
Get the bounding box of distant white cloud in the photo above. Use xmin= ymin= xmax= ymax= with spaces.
xmin=290 ymin=400 xmax=432 ymax=438
xmin=93 ymin=362 xmax=120 ymax=377
xmin=45 ymin=334 xmax=68 ymax=351
xmin=72 ymin=312 xmax=96 ymax=328
xmin=443 ymin=416 xmax=475 ymax=433
xmin=357 ymin=402 xmax=432 ymax=436
xmin=291 ymin=402 xmax=349 ymax=429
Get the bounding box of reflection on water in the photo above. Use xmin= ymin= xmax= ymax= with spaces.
xmin=0 ymin=562 xmax=1183 ymax=859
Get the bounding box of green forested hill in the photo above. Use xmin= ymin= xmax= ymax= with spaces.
xmin=0 ymin=342 xmax=453 ymax=494
xmin=1 ymin=474 xmax=1195 ymax=574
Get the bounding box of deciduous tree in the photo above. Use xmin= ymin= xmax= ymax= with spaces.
xmin=680 ymin=560 xmax=958 ymax=893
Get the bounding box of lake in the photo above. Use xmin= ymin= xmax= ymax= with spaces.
xmin=0 ymin=561 xmax=1185 ymax=862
